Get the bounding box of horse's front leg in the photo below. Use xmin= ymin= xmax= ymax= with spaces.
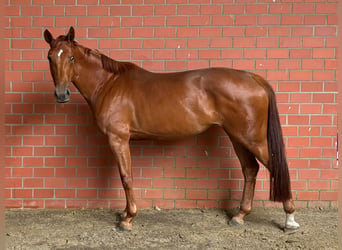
xmin=108 ymin=133 xmax=137 ymax=231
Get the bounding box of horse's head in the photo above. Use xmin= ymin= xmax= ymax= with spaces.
xmin=44 ymin=27 xmax=76 ymax=103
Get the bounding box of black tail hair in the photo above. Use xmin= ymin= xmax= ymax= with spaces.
xmin=253 ymin=74 xmax=292 ymax=202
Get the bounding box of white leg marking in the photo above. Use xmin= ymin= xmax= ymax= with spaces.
xmin=285 ymin=212 xmax=300 ymax=230
xmin=58 ymin=49 xmax=63 ymax=57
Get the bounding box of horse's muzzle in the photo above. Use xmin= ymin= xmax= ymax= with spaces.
xmin=55 ymin=88 xmax=70 ymax=103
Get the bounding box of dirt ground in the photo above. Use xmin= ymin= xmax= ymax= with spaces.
xmin=5 ymin=207 xmax=337 ymax=250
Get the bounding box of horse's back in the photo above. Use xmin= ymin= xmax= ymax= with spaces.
xmin=98 ymin=67 xmax=269 ymax=140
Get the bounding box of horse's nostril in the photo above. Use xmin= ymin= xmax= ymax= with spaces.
xmin=54 ymin=88 xmax=70 ymax=103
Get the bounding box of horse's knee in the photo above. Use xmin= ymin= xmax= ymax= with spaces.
xmin=121 ymin=176 xmax=133 ymax=188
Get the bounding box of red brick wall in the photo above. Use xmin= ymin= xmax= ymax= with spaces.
xmin=5 ymin=1 xmax=338 ymax=209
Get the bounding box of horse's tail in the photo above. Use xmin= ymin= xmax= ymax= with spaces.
xmin=253 ymin=74 xmax=292 ymax=202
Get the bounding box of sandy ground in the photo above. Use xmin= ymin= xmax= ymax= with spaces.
xmin=5 ymin=207 xmax=337 ymax=250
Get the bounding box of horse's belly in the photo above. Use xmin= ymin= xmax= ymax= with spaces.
xmin=130 ymin=107 xmax=220 ymax=140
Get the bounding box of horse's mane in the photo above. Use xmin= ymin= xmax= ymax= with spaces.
xmin=100 ymin=53 xmax=136 ymax=74
xmin=57 ymin=37 xmax=136 ymax=75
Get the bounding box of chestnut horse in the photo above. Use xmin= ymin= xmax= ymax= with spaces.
xmin=44 ymin=27 xmax=299 ymax=231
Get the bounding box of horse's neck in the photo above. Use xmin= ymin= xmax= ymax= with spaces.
xmin=72 ymin=47 xmax=113 ymax=105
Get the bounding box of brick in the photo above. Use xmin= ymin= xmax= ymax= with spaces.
xmin=223 ymin=4 xmax=244 ymax=14
xmin=155 ymin=5 xmax=176 ymax=15
xmin=206 ymin=14 xmax=230 ymax=25
xmin=235 ymin=16 xmax=257 ymax=26
xmin=222 ymin=27 xmax=244 ymax=37
xmin=316 ymin=3 xmax=337 ymax=14
xmin=24 ymin=200 xmax=44 ymax=208
xmin=297 ymin=191 xmax=319 ymax=201
xmin=327 ymin=15 xmax=338 ymax=25
xmin=11 ymin=17 xmax=32 ymax=27
xmin=289 ymin=49 xmax=311 ymax=59
xmin=175 ymin=200 xmax=196 ymax=208
xmin=165 ymin=60 xmax=187 ymax=71
xmin=325 ymin=60 xmax=337 ymax=70
xmin=32 ymin=0 xmax=53 ymax=5
xmin=199 ymin=49 xmax=220 ymax=59
xmin=88 ymin=6 xmax=109 ymax=16
xmin=293 ymin=4 xmax=315 ymax=14
xmin=258 ymin=15 xmax=280 ymax=25
xmin=55 ymin=17 xmax=77 ymax=27
xmin=99 ymin=189 xmax=119 ymax=199
xmin=21 ymin=6 xmax=42 ymax=16
xmin=320 ymin=191 xmax=338 ymax=201
xmin=246 ymin=27 xmax=267 ymax=37
xmin=313 ymin=93 xmax=335 ymax=103
xmin=321 ymin=170 xmax=338 ymax=179
xmin=300 ymin=148 xmax=322 ymax=158
xmin=302 ymin=59 xmax=323 ymax=70
xmin=55 ymin=0 xmax=76 ymax=4
xmin=6 ymin=178 xmax=22 ymax=188
xmin=6 ymin=6 xmax=20 ymax=15
xmin=43 ymin=6 xmax=65 ymax=16
xmin=154 ymin=27 xmax=176 ymax=38
xmin=281 ymin=15 xmax=303 ymax=25
xmin=246 ymin=4 xmax=267 ymax=14
xmin=23 ymin=178 xmax=44 ymax=188
xmin=142 ymin=16 xmax=164 ymax=27
xmin=313 ymin=48 xmax=335 ymax=58
xmin=77 ymin=17 xmax=99 ymax=27
xmin=304 ymin=15 xmax=326 ymax=25
xmin=77 ymin=189 xmax=97 ymax=199
xmin=132 ymin=5 xmax=153 ymax=16
xmin=164 ymin=168 xmax=185 ymax=178
xmin=33 ymin=17 xmax=54 ymax=27
xmin=5 ymin=200 xmax=23 ymax=208
xmin=164 ymin=189 xmax=184 ymax=199
xmin=189 ymin=16 xmax=210 ymax=26
xmin=269 ymin=27 xmax=291 ymax=37
xmin=167 ymin=16 xmax=187 ymax=26
xmin=65 ymin=6 xmax=86 ymax=16
xmin=288 ymin=115 xmax=309 ymax=125
xmin=269 ymin=4 xmax=291 ymax=14
xmin=12 ymin=189 xmax=33 ymax=198
xmin=267 ymin=48 xmax=289 ymax=59
xmin=292 ymin=27 xmax=313 ymax=36
xmin=186 ymin=190 xmax=207 ymax=199
xmin=132 ymin=27 xmax=153 ymax=38
xmin=45 ymin=178 xmax=65 ymax=188
xmin=142 ymin=189 xmax=163 ymax=199
xmin=233 ymin=38 xmax=255 ymax=48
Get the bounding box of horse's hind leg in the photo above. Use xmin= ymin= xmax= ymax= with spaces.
xmin=283 ymin=198 xmax=299 ymax=231
xmin=229 ymin=139 xmax=260 ymax=226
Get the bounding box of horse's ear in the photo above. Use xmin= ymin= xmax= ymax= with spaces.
xmin=44 ymin=29 xmax=54 ymax=47
xmin=66 ymin=26 xmax=75 ymax=42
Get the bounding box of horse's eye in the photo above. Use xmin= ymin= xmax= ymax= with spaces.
xmin=70 ymin=56 xmax=74 ymax=62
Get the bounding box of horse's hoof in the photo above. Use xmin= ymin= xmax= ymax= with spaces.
xmin=284 ymin=224 xmax=300 ymax=234
xmin=284 ymin=227 xmax=299 ymax=234
xmin=229 ymin=218 xmax=244 ymax=227
xmin=118 ymin=221 xmax=133 ymax=232
xmin=284 ymin=213 xmax=300 ymax=233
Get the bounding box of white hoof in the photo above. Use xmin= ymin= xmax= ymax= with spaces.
xmin=285 ymin=213 xmax=300 ymax=231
